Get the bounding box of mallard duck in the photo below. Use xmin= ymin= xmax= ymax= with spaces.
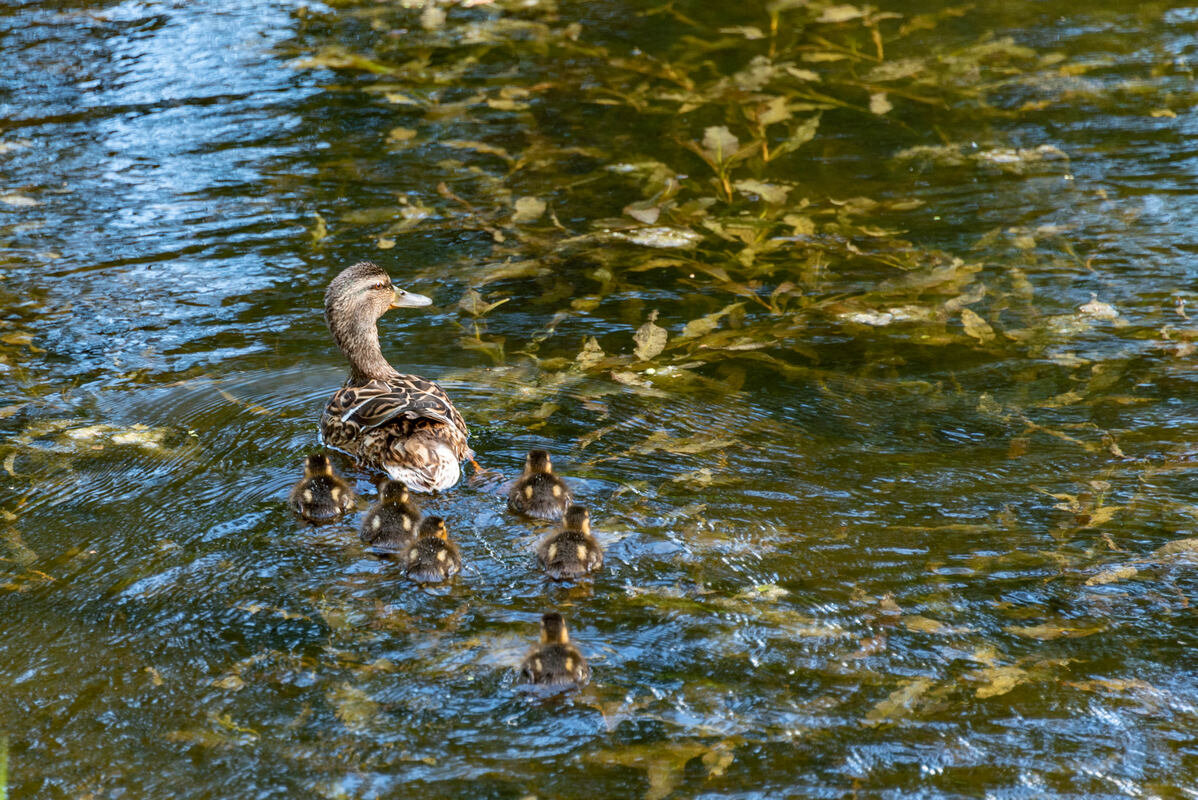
xmin=321 ymin=261 xmax=473 ymax=493
xmin=289 ymin=453 xmax=355 ymax=524
xmin=359 ymin=478 xmax=421 ymax=550
xmin=536 ymin=505 xmax=603 ymax=580
xmin=519 ymin=612 xmax=590 ymax=687
xmin=507 ymin=450 xmax=571 ymax=520
xmin=405 ymin=516 xmax=461 ymax=583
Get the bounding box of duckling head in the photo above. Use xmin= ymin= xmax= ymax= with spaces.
xmin=304 ymin=453 xmax=334 ymax=476
xmin=524 ymin=449 xmax=553 ymax=476
xmin=563 ymin=504 xmax=590 ymax=534
xmin=540 ymin=612 xmax=569 ymax=645
xmin=378 ymin=479 xmax=411 ymax=504
xmin=418 ymin=516 xmax=449 ymax=540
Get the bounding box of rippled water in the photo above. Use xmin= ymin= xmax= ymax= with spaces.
xmin=1 ymin=0 xmax=1195 ymax=797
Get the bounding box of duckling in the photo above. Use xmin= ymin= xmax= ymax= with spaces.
xmin=404 ymin=516 xmax=461 ymax=583
xmin=360 ymin=479 xmax=421 ymax=550
xmin=507 ymin=449 xmax=572 ymax=520
xmin=289 ymin=453 xmax=355 ymax=524
xmin=519 ymin=612 xmax=590 ymax=687
xmin=537 ymin=505 xmax=603 ymax=580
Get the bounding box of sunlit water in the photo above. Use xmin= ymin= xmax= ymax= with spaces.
xmin=1 ymin=0 xmax=1195 ymax=797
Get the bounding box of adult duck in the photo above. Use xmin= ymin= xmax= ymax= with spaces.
xmin=320 ymin=261 xmax=472 ymax=492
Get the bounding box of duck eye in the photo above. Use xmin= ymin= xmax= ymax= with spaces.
xmin=371 ymin=282 xmax=386 ymax=291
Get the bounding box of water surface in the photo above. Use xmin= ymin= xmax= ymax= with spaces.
xmin=1 ymin=0 xmax=1195 ymax=797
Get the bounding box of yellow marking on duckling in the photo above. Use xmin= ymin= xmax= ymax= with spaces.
xmin=436 ymin=549 xmax=447 ymax=563
xmin=408 ymin=548 xmax=418 ymax=561
xmin=523 ymin=485 xmax=533 ymax=499
xmin=302 ymin=489 xmax=313 ymax=503
xmin=533 ymin=658 xmax=542 ymax=673
xmin=577 ymin=545 xmax=588 ymax=562
xmin=402 ymin=517 xmax=411 ymax=531
xmin=371 ymin=516 xmax=381 ymax=531
xmin=331 ymin=487 xmax=341 ymax=502
xmin=565 ymin=657 xmax=574 ymax=671
xmin=547 ymin=543 xmax=557 ymax=561
xmin=552 ymin=485 xmax=562 ymax=497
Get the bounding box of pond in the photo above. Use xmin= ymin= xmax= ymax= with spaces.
xmin=0 ymin=0 xmax=1195 ymax=797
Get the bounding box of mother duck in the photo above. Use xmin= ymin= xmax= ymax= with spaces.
xmin=320 ymin=261 xmax=472 ymax=492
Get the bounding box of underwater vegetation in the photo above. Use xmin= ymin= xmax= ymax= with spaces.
xmin=0 ymin=0 xmax=1194 ymax=797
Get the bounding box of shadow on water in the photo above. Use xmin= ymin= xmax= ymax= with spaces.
xmin=0 ymin=0 xmax=1195 ymax=797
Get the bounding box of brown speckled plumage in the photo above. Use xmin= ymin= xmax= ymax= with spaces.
xmin=319 ymin=261 xmax=472 ymax=493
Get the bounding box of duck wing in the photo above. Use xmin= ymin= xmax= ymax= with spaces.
xmin=327 ymin=377 xmax=466 ymax=435
xmin=322 ymin=376 xmax=473 ymax=470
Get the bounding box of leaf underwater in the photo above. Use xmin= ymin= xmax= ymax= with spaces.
xmin=960 ymin=308 xmax=995 ymax=342
xmin=1085 ymin=565 xmax=1138 ymax=586
xmin=616 ymin=227 xmax=703 ymax=248
xmin=512 ymin=196 xmax=547 ymax=223
xmin=681 ymin=303 xmax=744 ymax=339
xmin=309 ymin=213 xmax=328 ymax=244
xmin=623 ymin=201 xmax=661 ymax=224
xmin=733 ymin=179 xmax=791 ymax=205
xmin=633 ymin=312 xmax=668 ymax=361
xmin=585 ymin=741 xmax=735 ymax=800
xmin=328 ymin=684 xmax=380 ymax=730
xmin=0 ymin=194 xmax=39 ymax=207
xmin=819 ymin=4 xmax=865 ymax=23
xmin=701 ymin=126 xmax=740 ymax=164
xmin=902 ymin=615 xmax=949 ymax=634
xmin=1153 ymin=537 xmax=1198 ymax=557
xmin=576 ymin=337 xmax=606 ymax=369
xmin=863 ymin=679 xmax=934 ymax=726
xmin=291 ymin=47 xmax=395 ymax=74
xmin=476 ymin=259 xmax=550 ymax=285
xmin=458 ymin=289 xmax=510 ymax=317
xmin=972 ymin=666 xmax=1030 ymax=699
xmin=1005 ymin=622 xmax=1105 ymax=641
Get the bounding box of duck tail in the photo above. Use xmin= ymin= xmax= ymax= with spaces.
xmin=385 ymin=428 xmax=462 ymax=492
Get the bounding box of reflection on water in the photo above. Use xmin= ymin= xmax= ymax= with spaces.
xmin=1 ymin=0 xmax=1195 ymax=797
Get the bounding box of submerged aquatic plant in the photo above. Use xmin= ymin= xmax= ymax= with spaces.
xmin=282 ymin=0 xmax=1145 ymax=405
xmin=2 ymin=0 xmax=1194 ymax=796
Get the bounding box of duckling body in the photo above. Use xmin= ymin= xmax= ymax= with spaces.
xmin=320 ymin=261 xmax=472 ymax=493
xmin=537 ymin=505 xmax=603 ymax=580
xmin=289 ymin=454 xmax=355 ymax=524
xmin=360 ymin=479 xmax=421 ymax=550
xmin=507 ymin=450 xmax=571 ymax=520
xmin=405 ymin=516 xmax=461 ymax=583
xmin=520 ymin=612 xmax=590 ymax=687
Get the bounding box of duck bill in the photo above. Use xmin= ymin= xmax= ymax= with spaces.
xmin=391 ymin=290 xmax=432 ymax=308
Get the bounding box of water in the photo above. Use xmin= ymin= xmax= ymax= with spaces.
xmin=1 ymin=0 xmax=1195 ymax=797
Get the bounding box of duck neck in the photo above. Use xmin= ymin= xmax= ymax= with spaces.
xmin=328 ymin=313 xmax=396 ymax=384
